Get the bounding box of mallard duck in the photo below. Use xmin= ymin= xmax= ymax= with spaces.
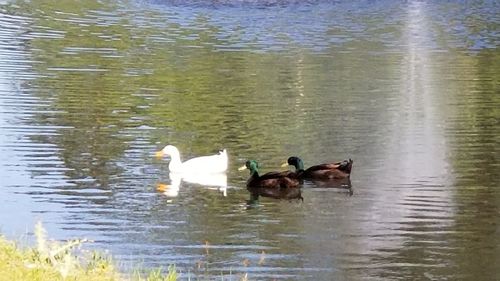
xmin=239 ymin=160 xmax=302 ymax=200
xmin=155 ymin=145 xmax=228 ymax=173
xmin=282 ymin=156 xmax=353 ymax=180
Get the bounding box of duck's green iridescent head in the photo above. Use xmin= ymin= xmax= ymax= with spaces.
xmin=287 ymin=156 xmax=304 ymax=171
xmin=245 ymin=160 xmax=259 ymax=173
xmin=238 ymin=160 xmax=260 ymax=174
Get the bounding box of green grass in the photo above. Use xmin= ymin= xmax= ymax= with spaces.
xmin=1 ymin=222 xmax=252 ymax=281
xmin=0 ymin=222 xmax=177 ymax=281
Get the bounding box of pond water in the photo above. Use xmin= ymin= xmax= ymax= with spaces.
xmin=0 ymin=0 xmax=499 ymax=280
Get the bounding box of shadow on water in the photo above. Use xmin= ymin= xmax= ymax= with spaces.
xmin=247 ymin=186 xmax=303 ymax=202
xmin=245 ymin=176 xmax=352 ymax=206
xmin=307 ymin=177 xmax=352 ymax=189
xmin=304 ymin=178 xmax=354 ymax=197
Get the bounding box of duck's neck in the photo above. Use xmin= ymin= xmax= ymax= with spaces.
xmin=168 ymin=150 xmax=183 ymax=172
xmin=294 ymin=160 xmax=304 ymax=171
xmin=247 ymin=168 xmax=260 ymax=187
xmin=249 ymin=168 xmax=259 ymax=178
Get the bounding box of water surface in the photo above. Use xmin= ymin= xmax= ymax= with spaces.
xmin=0 ymin=0 xmax=499 ymax=280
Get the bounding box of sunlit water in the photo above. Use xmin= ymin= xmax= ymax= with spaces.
xmin=0 ymin=1 xmax=499 ymax=280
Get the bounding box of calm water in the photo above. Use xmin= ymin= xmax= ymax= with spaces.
xmin=0 ymin=0 xmax=499 ymax=280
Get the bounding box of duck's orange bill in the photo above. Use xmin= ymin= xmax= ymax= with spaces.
xmin=155 ymin=151 xmax=164 ymax=159
xmin=156 ymin=183 xmax=170 ymax=192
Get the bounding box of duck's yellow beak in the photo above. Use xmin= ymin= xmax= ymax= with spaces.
xmin=238 ymin=164 xmax=247 ymax=171
xmin=156 ymin=183 xmax=170 ymax=192
xmin=155 ymin=150 xmax=164 ymax=159
xmin=280 ymin=161 xmax=289 ymax=168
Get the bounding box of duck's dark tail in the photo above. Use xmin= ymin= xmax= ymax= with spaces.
xmin=338 ymin=159 xmax=354 ymax=174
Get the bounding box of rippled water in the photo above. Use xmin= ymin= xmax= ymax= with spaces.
xmin=0 ymin=0 xmax=499 ymax=280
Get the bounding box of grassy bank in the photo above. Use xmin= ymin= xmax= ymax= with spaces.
xmin=0 ymin=222 xmax=177 ymax=281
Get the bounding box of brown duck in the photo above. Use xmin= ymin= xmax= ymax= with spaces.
xmin=283 ymin=156 xmax=353 ymax=180
xmin=239 ymin=160 xmax=302 ymax=200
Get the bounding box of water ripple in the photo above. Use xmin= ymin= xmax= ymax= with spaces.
xmin=1 ymin=1 xmax=499 ymax=280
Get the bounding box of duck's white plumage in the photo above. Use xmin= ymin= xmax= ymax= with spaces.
xmin=156 ymin=145 xmax=228 ymax=174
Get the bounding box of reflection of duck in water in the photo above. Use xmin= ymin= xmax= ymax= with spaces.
xmin=157 ymin=172 xmax=227 ymax=197
xmin=308 ymin=176 xmax=352 ymax=189
xmin=282 ymin=156 xmax=353 ymax=180
xmin=239 ymin=160 xmax=302 ymax=201
xmin=155 ymin=145 xmax=228 ymax=174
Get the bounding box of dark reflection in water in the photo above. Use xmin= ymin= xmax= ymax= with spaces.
xmin=247 ymin=185 xmax=304 ymax=202
xmin=306 ymin=178 xmax=352 ymax=190
xmin=0 ymin=0 xmax=499 ymax=280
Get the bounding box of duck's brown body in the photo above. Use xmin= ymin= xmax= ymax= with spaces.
xmin=241 ymin=160 xmax=302 ymax=201
xmin=246 ymin=170 xmax=301 ymax=189
xmin=301 ymin=159 xmax=353 ymax=180
xmin=287 ymin=157 xmax=353 ymax=180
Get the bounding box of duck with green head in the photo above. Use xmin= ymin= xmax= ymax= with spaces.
xmin=239 ymin=160 xmax=302 ymax=200
xmin=282 ymin=156 xmax=353 ymax=180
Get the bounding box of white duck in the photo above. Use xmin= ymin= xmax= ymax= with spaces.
xmin=155 ymin=145 xmax=228 ymax=174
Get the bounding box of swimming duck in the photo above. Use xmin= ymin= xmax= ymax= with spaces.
xmin=155 ymin=145 xmax=228 ymax=174
xmin=239 ymin=160 xmax=302 ymax=200
xmin=239 ymin=160 xmax=301 ymax=188
xmin=282 ymin=156 xmax=353 ymax=180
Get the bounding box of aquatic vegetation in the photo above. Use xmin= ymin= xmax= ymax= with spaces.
xmin=133 ymin=266 xmax=178 ymax=281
